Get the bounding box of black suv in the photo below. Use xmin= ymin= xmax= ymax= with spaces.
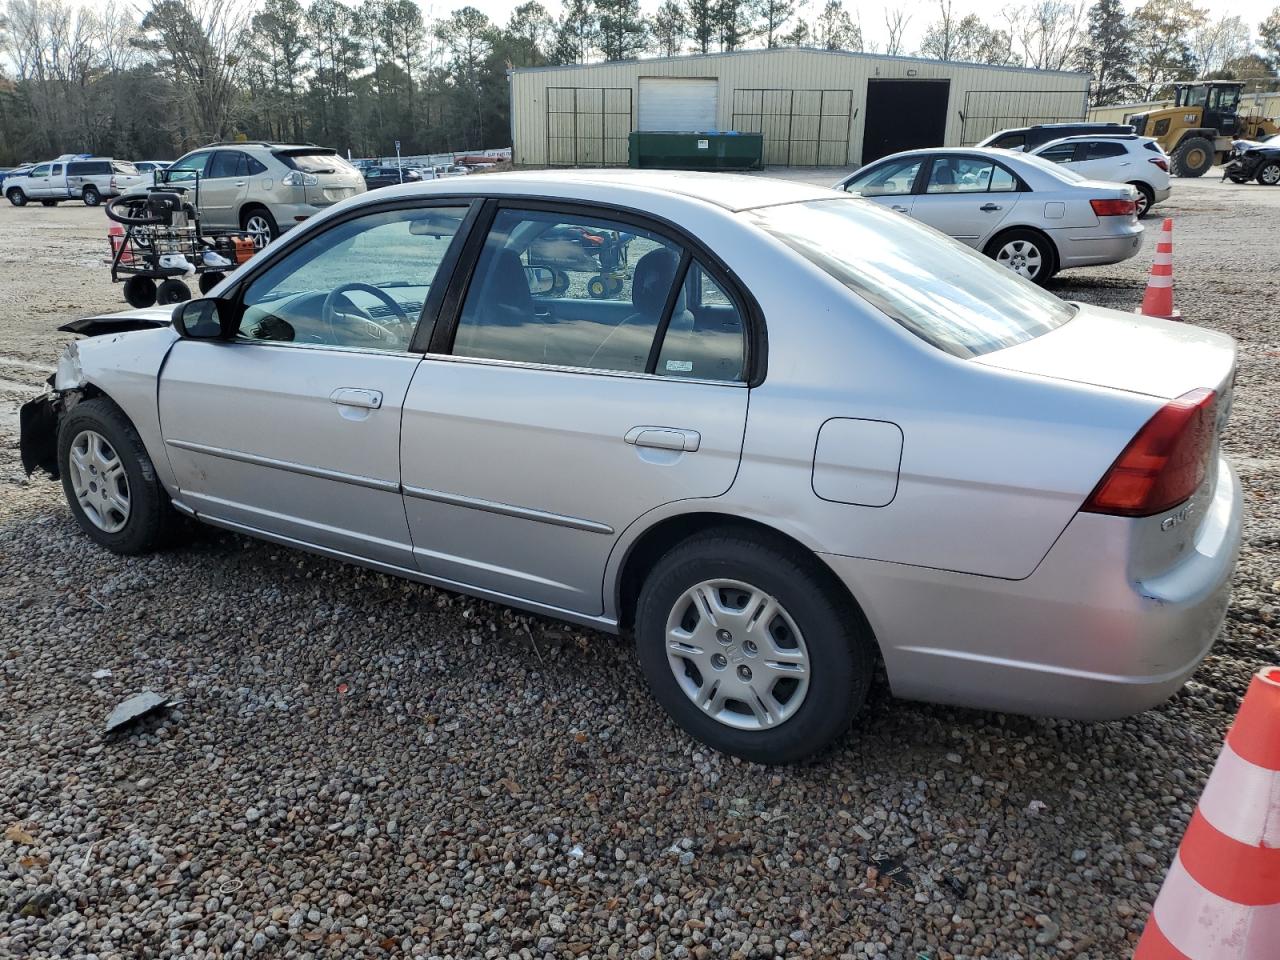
xmin=977 ymin=123 xmax=1135 ymax=152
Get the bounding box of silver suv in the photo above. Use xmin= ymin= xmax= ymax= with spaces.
xmin=122 ymin=142 xmax=366 ymax=246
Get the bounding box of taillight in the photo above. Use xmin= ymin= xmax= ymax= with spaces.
xmin=1083 ymin=388 xmax=1217 ymax=517
xmin=109 ymin=176 xmax=117 ymax=190
xmin=1149 ymin=157 xmax=1169 ymax=172
xmin=1090 ymin=198 xmax=1137 ymax=216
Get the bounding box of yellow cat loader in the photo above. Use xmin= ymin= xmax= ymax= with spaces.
xmin=1125 ymin=81 xmax=1279 ymax=177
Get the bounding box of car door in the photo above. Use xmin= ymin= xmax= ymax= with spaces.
xmin=399 ymin=202 xmax=751 ymax=616
xmin=23 ymin=163 xmax=51 ymax=198
xmin=198 ymin=151 xmax=251 ymax=228
xmin=158 ymin=201 xmax=473 ymax=567
xmin=840 ymin=155 xmax=925 ymax=216
xmin=162 ymin=150 xmax=212 ymax=212
xmin=909 ymin=154 xmax=1020 ymax=248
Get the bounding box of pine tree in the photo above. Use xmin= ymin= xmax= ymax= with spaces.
xmin=685 ymin=0 xmax=717 ymax=53
xmin=755 ymin=0 xmax=796 ymax=48
xmin=1076 ymin=0 xmax=1136 ymax=105
xmin=652 ymin=1 xmax=687 ymax=56
xmin=597 ymin=0 xmax=648 ymax=60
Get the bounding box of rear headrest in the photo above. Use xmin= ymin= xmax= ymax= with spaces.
xmin=631 ymin=248 xmax=680 ymax=317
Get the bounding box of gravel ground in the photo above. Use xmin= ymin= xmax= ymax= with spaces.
xmin=1 ymin=176 xmax=1277 ymax=960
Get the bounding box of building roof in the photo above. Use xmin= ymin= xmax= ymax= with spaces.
xmin=511 ymin=47 xmax=1087 ymax=80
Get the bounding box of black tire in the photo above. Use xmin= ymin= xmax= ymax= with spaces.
xmin=635 ymin=531 xmax=873 ymax=764
xmin=82 ymin=186 xmax=101 ymax=206
xmin=1257 ymin=162 xmax=1280 ymax=186
xmin=6 ymin=188 xmax=26 ymax=207
xmin=1130 ymin=181 xmax=1156 ymax=218
xmin=57 ymin=397 xmax=179 ymax=554
xmin=122 ymin=276 xmax=157 ymax=308
xmin=1228 ymin=174 xmax=1250 ymax=184
xmin=983 ymin=227 xmax=1057 ymax=286
xmin=1170 ymin=137 xmax=1214 ymax=178
xmin=156 ymin=278 xmax=191 ymax=305
xmin=40 ymin=199 xmax=58 ymax=206
xmin=198 ymin=271 xmax=226 ymax=294
xmin=240 ymin=206 xmax=279 ymax=248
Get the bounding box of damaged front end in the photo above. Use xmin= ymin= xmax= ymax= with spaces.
xmin=19 ymin=339 xmax=88 ymax=480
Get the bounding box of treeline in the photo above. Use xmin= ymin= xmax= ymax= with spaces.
xmin=1 ymin=0 xmax=1279 ymax=166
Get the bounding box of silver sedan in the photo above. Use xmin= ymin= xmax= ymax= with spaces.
xmin=836 ymin=147 xmax=1144 ymax=284
xmin=21 ymin=171 xmax=1240 ymax=764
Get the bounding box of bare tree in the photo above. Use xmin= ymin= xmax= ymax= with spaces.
xmin=883 ymin=7 xmax=911 ymax=56
xmin=1191 ymin=15 xmax=1252 ymax=76
xmin=1009 ymin=0 xmax=1088 ymax=70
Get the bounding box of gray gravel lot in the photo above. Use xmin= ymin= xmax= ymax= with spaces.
xmin=1 ymin=175 xmax=1277 ymax=960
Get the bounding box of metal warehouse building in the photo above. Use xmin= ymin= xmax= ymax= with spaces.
xmin=510 ymin=49 xmax=1089 ymax=168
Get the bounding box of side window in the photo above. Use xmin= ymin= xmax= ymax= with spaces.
xmin=453 ymin=209 xmax=684 ymax=374
xmin=51 ymin=164 xmax=63 ymax=177
xmin=925 ymin=156 xmax=1004 ymax=193
xmin=991 ymin=133 xmax=1025 ymax=150
xmin=1038 ymin=143 xmax=1077 ymax=164
xmin=238 ymin=206 xmax=469 ymax=351
xmin=30 ymin=164 xmax=50 ymax=177
xmin=246 ymin=155 xmax=267 ymax=175
xmin=208 ymin=151 xmax=246 ymax=179
xmin=167 ymin=152 xmax=209 ymax=182
xmin=68 ymin=163 xmax=86 ymax=176
xmin=847 ymin=158 xmax=923 ymax=196
xmin=989 ymin=165 xmax=1019 ymax=192
xmin=1084 ymin=141 xmax=1126 ymax=160
xmin=656 ymin=262 xmax=745 ymax=382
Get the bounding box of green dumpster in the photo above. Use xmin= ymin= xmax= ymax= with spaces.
xmin=628 ymin=131 xmax=764 ymax=171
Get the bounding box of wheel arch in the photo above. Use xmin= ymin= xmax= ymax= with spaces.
xmin=611 ymin=511 xmax=877 ymax=649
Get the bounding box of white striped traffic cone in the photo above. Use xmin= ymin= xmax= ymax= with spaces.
xmin=1133 ymin=666 xmax=1280 ymax=958
xmin=1136 ymin=218 xmax=1181 ymax=321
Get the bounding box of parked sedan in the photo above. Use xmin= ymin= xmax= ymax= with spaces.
xmin=20 ymin=171 xmax=1240 ymax=764
xmin=363 ymin=165 xmax=424 ymax=190
xmin=837 ymin=147 xmax=1143 ymax=284
xmin=1029 ymin=134 xmax=1171 ymax=218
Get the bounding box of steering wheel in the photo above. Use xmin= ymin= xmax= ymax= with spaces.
xmin=321 ymin=282 xmax=411 ymax=345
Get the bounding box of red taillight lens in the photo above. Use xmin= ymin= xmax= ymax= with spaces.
xmin=1083 ymin=388 xmax=1217 ymax=517
xmin=1090 ymin=198 xmax=1137 ymax=216
xmin=1150 ymin=157 xmax=1169 ymax=171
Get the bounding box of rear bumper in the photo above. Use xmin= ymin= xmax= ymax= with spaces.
xmin=1053 ymin=223 xmax=1144 ymax=269
xmin=270 ymin=202 xmax=324 ymax=232
xmin=820 ymin=457 xmax=1242 ymax=720
xmin=1152 ymin=184 xmax=1172 ymax=203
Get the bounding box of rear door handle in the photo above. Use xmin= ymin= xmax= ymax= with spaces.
xmin=330 ymin=387 xmax=382 ymax=409
xmin=979 ymin=203 xmax=1002 ymax=212
xmin=624 ymin=426 xmax=700 ymax=452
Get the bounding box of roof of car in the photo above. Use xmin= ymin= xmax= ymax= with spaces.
xmin=367 ymin=169 xmax=836 ymax=213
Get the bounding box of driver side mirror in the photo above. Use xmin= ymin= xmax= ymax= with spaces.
xmin=524 ymin=265 xmax=555 ymax=295
xmin=172 ymin=298 xmax=239 ymax=340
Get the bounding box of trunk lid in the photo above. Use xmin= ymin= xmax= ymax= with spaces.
xmin=976 ymin=302 xmax=1235 ymax=402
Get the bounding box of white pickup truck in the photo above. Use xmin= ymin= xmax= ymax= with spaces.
xmin=4 ymin=156 xmax=145 ymax=208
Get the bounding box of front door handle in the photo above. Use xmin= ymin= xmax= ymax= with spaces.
xmin=891 ymin=204 xmax=910 ymax=213
xmin=330 ymin=387 xmax=382 ymax=409
xmin=979 ymin=203 xmax=1002 ymax=212
xmin=624 ymin=426 xmax=701 ymax=452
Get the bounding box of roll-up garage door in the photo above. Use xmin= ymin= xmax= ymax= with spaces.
xmin=638 ymin=78 xmax=719 ymax=132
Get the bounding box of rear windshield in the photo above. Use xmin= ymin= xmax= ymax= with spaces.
xmin=749 ymin=198 xmax=1075 ymax=358
xmin=275 ymin=149 xmax=352 ymax=174
xmin=112 ymin=161 xmax=139 ymax=175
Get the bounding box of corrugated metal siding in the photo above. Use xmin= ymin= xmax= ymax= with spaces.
xmin=510 ymin=49 xmax=1088 ymax=167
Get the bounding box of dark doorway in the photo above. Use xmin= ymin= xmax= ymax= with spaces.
xmin=862 ymin=79 xmax=950 ymax=164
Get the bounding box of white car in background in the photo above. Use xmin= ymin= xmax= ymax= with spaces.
xmin=1029 ymin=135 xmax=1172 ymax=218
xmin=836 ymin=147 xmax=1143 ymax=284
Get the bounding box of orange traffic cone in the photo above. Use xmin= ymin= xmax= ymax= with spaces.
xmin=1133 ymin=666 xmax=1280 ymax=958
xmin=1136 ymin=218 xmax=1181 ymax=321
xmin=107 ymin=223 xmax=132 ymax=265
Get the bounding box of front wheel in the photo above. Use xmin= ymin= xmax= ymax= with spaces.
xmin=82 ymin=186 xmax=101 ymax=206
xmin=1171 ymin=137 xmax=1214 ymax=177
xmin=1257 ymin=162 xmax=1280 ymax=186
xmin=7 ymin=188 xmax=26 ymax=207
xmin=635 ymin=532 xmax=873 ymax=764
xmin=58 ymin=397 xmax=179 ymax=554
xmin=985 ymin=229 xmax=1055 ymax=285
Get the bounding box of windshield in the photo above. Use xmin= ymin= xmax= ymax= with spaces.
xmin=749 ymin=198 xmax=1075 ymax=358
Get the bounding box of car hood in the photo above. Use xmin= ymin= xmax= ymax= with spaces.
xmin=976 ymin=302 xmax=1235 ymax=401
xmin=60 ymin=305 xmax=173 ymax=337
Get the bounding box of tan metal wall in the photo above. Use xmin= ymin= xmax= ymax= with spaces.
xmin=1089 ymin=93 xmax=1280 ymax=125
xmin=510 ymin=49 xmax=1088 ymax=167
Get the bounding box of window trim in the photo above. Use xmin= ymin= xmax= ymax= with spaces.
xmin=428 ymin=196 xmax=765 ymax=386
xmin=917 ymin=154 xmax=1027 ymax=195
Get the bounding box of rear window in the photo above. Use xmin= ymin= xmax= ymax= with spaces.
xmin=112 ymin=161 xmax=139 ymax=175
xmin=274 ymin=149 xmax=353 ymax=174
xmin=69 ymin=161 xmax=110 ymax=175
xmin=749 ymin=198 xmax=1075 ymax=358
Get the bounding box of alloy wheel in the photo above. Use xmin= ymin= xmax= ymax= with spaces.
xmin=1135 ymin=191 xmax=1151 ymax=217
xmin=67 ymin=430 xmax=130 ymax=533
xmin=995 ymin=239 xmax=1043 ymax=280
xmin=245 ymin=214 xmax=273 ymax=248
xmin=664 ymin=578 xmax=811 ymax=731
xmin=1262 ymin=164 xmax=1280 ymax=186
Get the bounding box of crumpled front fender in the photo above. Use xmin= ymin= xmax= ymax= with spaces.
xmin=19 ymin=392 xmax=62 ymax=479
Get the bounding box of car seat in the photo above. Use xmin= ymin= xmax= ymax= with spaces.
xmin=588 ymin=248 xmax=693 ymax=372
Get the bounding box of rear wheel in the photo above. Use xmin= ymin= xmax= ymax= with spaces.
xmin=635 ymin=531 xmax=873 ymax=764
xmin=7 ymin=188 xmax=26 ymax=206
xmin=1130 ymin=182 xmax=1156 ymax=218
xmin=82 ymin=185 xmax=101 ymax=206
xmin=1257 ymin=162 xmax=1280 ymax=186
xmin=198 ymin=271 xmax=226 ymax=294
xmin=122 ymin=276 xmax=157 ymax=308
xmin=984 ymin=228 xmax=1055 ymax=285
xmin=241 ymin=206 xmax=279 ymax=248
xmin=156 ymin=278 xmax=191 ymax=305
xmin=58 ymin=398 xmax=179 ymax=554
xmin=1170 ymin=137 xmax=1214 ymax=177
